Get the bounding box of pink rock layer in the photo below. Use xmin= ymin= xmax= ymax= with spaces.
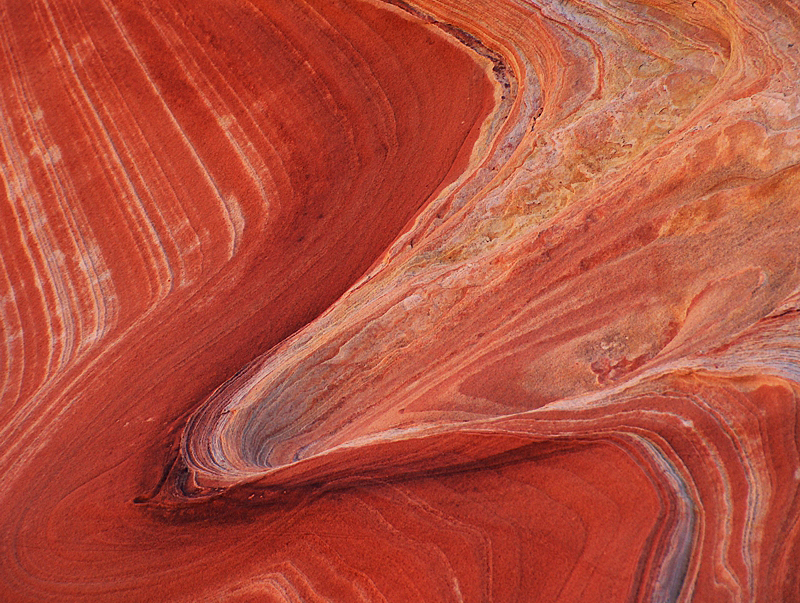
xmin=1 ymin=0 xmax=800 ymax=601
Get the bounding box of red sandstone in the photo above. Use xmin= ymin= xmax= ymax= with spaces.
xmin=1 ymin=0 xmax=800 ymax=601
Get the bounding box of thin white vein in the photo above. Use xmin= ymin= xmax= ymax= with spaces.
xmin=12 ymin=3 xmax=116 ymax=363
xmin=61 ymin=0 xmax=198 ymax=288
xmin=98 ymin=0 xmax=235 ymax=262
xmin=42 ymin=0 xmax=175 ymax=294
xmin=0 ymin=247 xmax=23 ymax=404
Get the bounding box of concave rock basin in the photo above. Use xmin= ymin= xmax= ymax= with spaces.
xmin=2 ymin=0 xmax=800 ymax=601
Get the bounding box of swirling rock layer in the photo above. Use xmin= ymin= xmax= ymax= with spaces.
xmin=2 ymin=0 xmax=800 ymax=601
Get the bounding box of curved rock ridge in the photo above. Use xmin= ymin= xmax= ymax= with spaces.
xmin=2 ymin=0 xmax=800 ymax=601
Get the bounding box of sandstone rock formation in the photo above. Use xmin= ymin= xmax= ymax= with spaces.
xmin=2 ymin=0 xmax=800 ymax=601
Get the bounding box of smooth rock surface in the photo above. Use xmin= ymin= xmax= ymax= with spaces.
xmin=2 ymin=0 xmax=800 ymax=601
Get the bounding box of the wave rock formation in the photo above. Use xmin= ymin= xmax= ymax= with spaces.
xmin=2 ymin=0 xmax=800 ymax=601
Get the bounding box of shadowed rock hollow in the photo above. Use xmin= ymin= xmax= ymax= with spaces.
xmin=2 ymin=0 xmax=800 ymax=601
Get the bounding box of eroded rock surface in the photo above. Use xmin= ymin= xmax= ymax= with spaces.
xmin=2 ymin=0 xmax=800 ymax=601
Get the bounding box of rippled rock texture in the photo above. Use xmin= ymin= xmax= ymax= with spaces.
xmin=2 ymin=0 xmax=800 ymax=600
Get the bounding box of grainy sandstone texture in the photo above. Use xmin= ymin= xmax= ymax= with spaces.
xmin=2 ymin=0 xmax=800 ymax=601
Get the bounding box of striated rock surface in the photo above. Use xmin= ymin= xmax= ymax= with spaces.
xmin=2 ymin=0 xmax=800 ymax=601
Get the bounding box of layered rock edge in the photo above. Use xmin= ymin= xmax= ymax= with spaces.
xmin=2 ymin=0 xmax=800 ymax=601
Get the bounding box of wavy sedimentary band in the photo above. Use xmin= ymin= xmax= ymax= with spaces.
xmin=175 ymin=0 xmax=800 ymax=599
xmin=2 ymin=0 xmax=800 ymax=601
